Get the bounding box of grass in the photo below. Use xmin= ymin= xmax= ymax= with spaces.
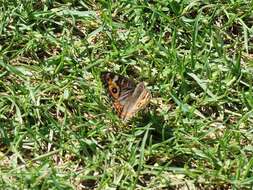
xmin=0 ymin=0 xmax=253 ymax=189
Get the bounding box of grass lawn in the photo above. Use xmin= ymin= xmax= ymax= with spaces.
xmin=1 ymin=1 xmax=253 ymax=189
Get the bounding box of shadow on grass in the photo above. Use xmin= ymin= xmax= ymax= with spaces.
xmin=134 ymin=110 xmax=174 ymax=143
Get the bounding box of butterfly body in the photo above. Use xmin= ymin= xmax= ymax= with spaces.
xmin=101 ymin=72 xmax=151 ymax=122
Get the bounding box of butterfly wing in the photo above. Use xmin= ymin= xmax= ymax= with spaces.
xmin=101 ymin=72 xmax=136 ymax=116
xmin=101 ymin=72 xmax=151 ymax=121
xmin=120 ymin=82 xmax=151 ymax=121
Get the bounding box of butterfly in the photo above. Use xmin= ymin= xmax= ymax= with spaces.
xmin=101 ymin=71 xmax=151 ymax=122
